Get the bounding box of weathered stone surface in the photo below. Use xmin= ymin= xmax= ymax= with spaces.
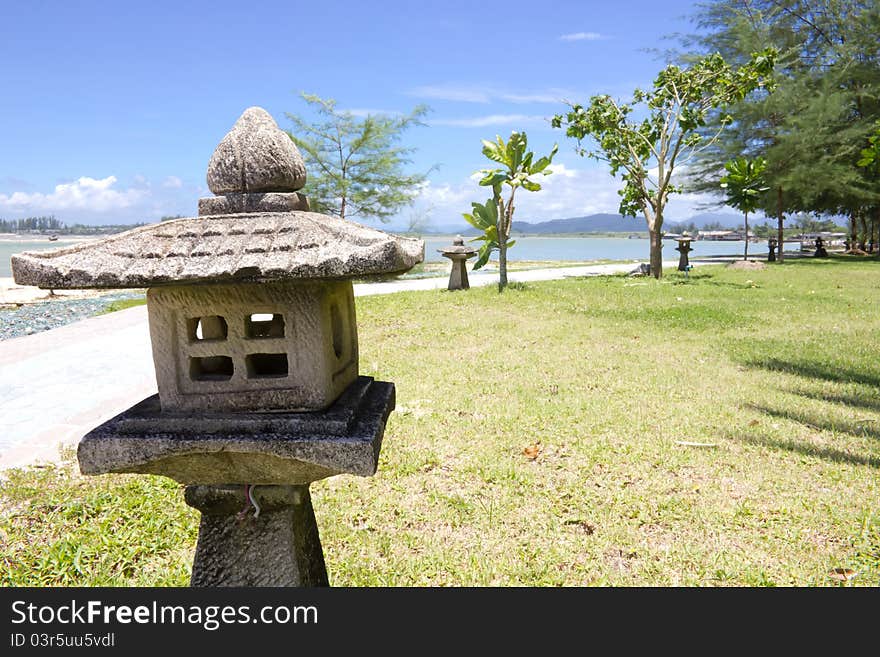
xmin=77 ymin=377 xmax=394 ymax=485
xmin=198 ymin=191 xmax=310 ymax=216
xmin=114 ymin=371 xmax=373 ymax=436
xmin=437 ymin=235 xmax=477 ymax=256
xmin=206 ymin=107 xmax=306 ymax=194
xmin=147 ymin=280 xmax=357 ymax=413
xmin=11 ymin=212 xmax=424 ymax=289
xmin=186 ymin=484 xmax=328 ymax=587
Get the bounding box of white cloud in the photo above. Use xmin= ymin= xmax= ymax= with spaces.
xmin=0 ymin=176 xmax=145 ymax=213
xmin=559 ymin=32 xmax=606 ymax=42
xmin=162 ymin=175 xmax=183 ymax=189
xmin=396 ymin=163 xmax=722 ymax=231
xmin=431 ymin=114 xmax=550 ymax=128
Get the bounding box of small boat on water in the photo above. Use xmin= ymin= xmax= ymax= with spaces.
xmin=48 ymin=234 xmax=58 ymax=241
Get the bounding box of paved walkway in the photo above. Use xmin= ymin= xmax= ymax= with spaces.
xmin=0 ymin=259 xmax=712 ymax=471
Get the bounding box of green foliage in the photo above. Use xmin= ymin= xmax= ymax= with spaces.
xmin=720 ymin=156 xmax=769 ymax=259
xmin=720 ymin=156 xmax=769 ymax=215
xmin=0 ymin=216 xmax=63 ymax=233
xmin=462 ymin=131 xmax=556 ymax=290
xmin=680 ymin=1 xmax=880 ymax=228
xmin=552 ymin=49 xmax=776 ymax=277
xmin=286 ymin=93 xmax=431 ymax=222
xmin=857 ymin=121 xmax=880 ymax=172
xmin=96 ymin=298 xmax=147 ymax=315
xmin=462 ymin=198 xmax=499 ymax=270
xmin=0 ymin=216 xmax=145 ymax=235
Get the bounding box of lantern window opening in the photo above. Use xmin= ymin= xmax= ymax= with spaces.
xmin=245 ymin=313 xmax=285 ymax=339
xmin=246 ymin=353 xmax=289 ymax=379
xmin=189 ymin=355 xmax=234 ymax=381
xmin=188 ymin=316 xmax=228 ymax=342
xmin=330 ymin=303 xmax=345 ymax=360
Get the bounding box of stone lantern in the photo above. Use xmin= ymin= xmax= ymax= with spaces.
xmin=437 ymin=235 xmax=477 ymax=290
xmin=675 ymin=235 xmax=693 ymax=271
xmin=767 ymin=237 xmax=777 ymax=262
xmin=11 ymin=107 xmax=424 ymax=587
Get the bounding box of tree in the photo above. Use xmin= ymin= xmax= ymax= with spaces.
xmin=857 ymin=121 xmax=880 ymax=250
xmin=679 ymin=0 xmax=880 ymax=261
xmin=552 ymin=49 xmax=776 ymax=278
xmin=285 ymin=93 xmax=431 ymax=222
xmin=720 ymin=156 xmax=769 ymax=260
xmin=858 ymin=121 xmax=880 ymax=170
xmin=463 ymin=132 xmax=557 ymax=292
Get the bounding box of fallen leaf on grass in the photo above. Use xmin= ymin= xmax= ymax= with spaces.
xmin=564 ymin=519 xmax=595 ymax=535
xmin=829 ymin=568 xmax=857 ymax=582
xmin=522 ymin=443 xmax=541 ymax=460
xmin=748 ymin=419 xmax=760 ymax=427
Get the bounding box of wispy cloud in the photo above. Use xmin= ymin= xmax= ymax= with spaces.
xmin=162 ymin=176 xmax=183 ymax=189
xmin=344 ymin=107 xmax=404 ymax=118
xmin=408 ymin=84 xmax=577 ymax=105
xmin=499 ymin=91 xmax=567 ymax=104
xmin=430 ymin=114 xmax=550 ymax=128
xmin=559 ymin=31 xmax=607 ymax=42
xmin=408 ymin=84 xmax=491 ymax=104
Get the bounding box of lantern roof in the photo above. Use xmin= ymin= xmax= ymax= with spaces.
xmin=12 ymin=107 xmax=423 ymax=289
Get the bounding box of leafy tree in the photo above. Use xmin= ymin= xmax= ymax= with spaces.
xmin=858 ymin=121 xmax=880 ymax=171
xmin=678 ymin=0 xmax=880 ymax=260
xmin=463 ymin=132 xmax=557 ymax=291
xmin=285 ymin=93 xmax=431 ymax=222
xmin=857 ymin=121 xmax=880 ymax=249
xmin=720 ymin=156 xmax=769 ymax=259
xmin=552 ymin=49 xmax=776 ymax=278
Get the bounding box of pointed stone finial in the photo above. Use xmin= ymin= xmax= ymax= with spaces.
xmin=206 ymin=107 xmax=306 ymax=195
xmin=453 ymin=235 xmax=464 ymax=246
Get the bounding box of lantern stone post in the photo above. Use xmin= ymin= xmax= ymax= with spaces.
xmin=437 ymin=235 xmax=477 ymax=290
xmin=675 ymin=235 xmax=693 ymax=271
xmin=767 ymin=237 xmax=777 ymax=262
xmin=11 ymin=107 xmax=424 ymax=587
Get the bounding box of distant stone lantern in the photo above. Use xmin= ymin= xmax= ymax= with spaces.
xmin=11 ymin=107 xmax=424 ymax=587
xmin=437 ymin=235 xmax=477 ymax=290
xmin=675 ymin=234 xmax=693 ymax=271
xmin=767 ymin=236 xmax=777 ymax=262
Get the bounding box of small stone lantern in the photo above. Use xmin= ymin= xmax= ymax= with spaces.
xmin=767 ymin=237 xmax=777 ymax=262
xmin=437 ymin=235 xmax=477 ymax=290
xmin=675 ymin=235 xmax=693 ymax=271
xmin=11 ymin=107 xmax=424 ymax=587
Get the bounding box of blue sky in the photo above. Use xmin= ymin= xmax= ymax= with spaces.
xmin=0 ymin=0 xmax=731 ymax=231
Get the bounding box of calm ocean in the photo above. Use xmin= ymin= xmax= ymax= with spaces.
xmin=0 ymin=236 xmax=796 ymax=278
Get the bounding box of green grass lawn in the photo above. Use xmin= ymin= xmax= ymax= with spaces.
xmin=2 ymin=256 xmax=879 ymax=586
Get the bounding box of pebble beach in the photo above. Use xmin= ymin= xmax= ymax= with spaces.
xmin=0 ymin=277 xmax=144 ymax=341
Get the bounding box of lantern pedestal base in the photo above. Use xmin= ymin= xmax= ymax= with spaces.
xmin=446 ymin=257 xmax=471 ymax=290
xmin=77 ymin=376 xmax=394 ymax=485
xmin=185 ymin=484 xmax=328 ymax=587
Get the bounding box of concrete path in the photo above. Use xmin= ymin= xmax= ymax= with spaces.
xmin=0 ymin=259 xmax=711 ymax=471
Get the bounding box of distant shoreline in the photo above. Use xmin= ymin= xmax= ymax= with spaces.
xmin=0 ymin=233 xmax=103 ymax=243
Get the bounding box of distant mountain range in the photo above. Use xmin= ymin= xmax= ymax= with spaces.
xmin=430 ymin=212 xmax=746 ymax=236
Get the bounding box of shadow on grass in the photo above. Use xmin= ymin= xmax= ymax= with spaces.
xmin=747 ymin=403 xmax=880 ymax=442
xmin=772 ymin=253 xmax=880 ymax=267
xmin=724 ymin=430 xmax=880 ymax=469
xmin=741 ymin=357 xmax=880 ymax=389
xmin=786 ymin=388 xmax=880 ymax=414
